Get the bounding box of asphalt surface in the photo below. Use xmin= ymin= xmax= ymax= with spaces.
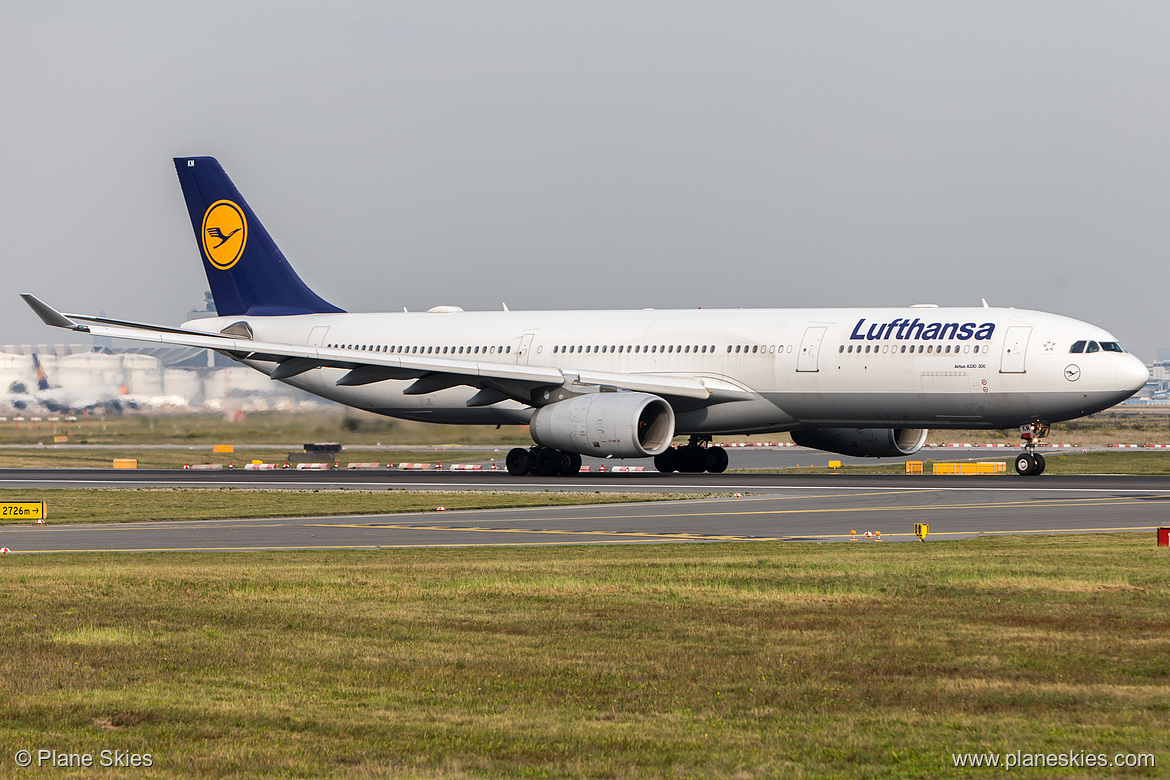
xmin=2 ymin=467 xmax=1168 ymax=553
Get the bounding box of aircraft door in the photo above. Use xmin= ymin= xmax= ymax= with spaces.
xmin=517 ymin=333 xmax=535 ymax=364
xmin=308 ymin=326 xmax=330 ymax=347
xmin=1000 ymin=326 xmax=1031 ymax=373
xmin=797 ymin=327 xmax=827 ymax=372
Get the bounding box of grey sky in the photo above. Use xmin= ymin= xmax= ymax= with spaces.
xmin=3 ymin=2 xmax=1168 ymax=359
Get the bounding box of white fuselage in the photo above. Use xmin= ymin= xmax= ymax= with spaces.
xmin=185 ymin=306 xmax=1148 ymax=434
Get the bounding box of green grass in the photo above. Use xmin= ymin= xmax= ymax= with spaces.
xmin=0 ymin=410 xmax=535 ymax=447
xmin=0 ymin=446 xmax=488 ymax=470
xmin=0 ymin=536 xmax=1165 ymax=778
xmin=0 ymin=489 xmax=694 ymax=525
xmin=1039 ymin=450 xmax=1170 ymax=475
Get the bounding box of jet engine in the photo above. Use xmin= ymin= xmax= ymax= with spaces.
xmin=530 ymin=392 xmax=675 ymax=458
xmin=790 ymin=427 xmax=928 ymax=458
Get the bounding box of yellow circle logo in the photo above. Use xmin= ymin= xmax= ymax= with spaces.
xmin=201 ymin=200 xmax=248 ymax=270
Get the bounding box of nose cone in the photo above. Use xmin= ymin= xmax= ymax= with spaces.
xmin=1118 ymin=355 xmax=1149 ymax=396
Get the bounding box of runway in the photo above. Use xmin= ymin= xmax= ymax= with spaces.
xmin=2 ymin=469 xmax=1168 ymax=552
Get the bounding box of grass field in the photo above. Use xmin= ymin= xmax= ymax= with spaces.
xmin=0 ymin=489 xmax=693 ymax=526
xmin=0 ymin=446 xmax=488 ymax=470
xmin=0 ymin=536 xmax=1165 ymax=778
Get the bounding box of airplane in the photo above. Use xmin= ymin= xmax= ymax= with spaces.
xmin=22 ymin=156 xmax=1148 ymax=477
xmin=1 ymin=353 xmax=134 ymax=414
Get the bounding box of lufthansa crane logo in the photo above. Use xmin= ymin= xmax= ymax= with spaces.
xmin=201 ymin=200 xmax=248 ymax=270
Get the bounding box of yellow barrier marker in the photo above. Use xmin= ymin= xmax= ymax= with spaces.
xmin=53 ymin=435 xmax=68 ymax=443
xmin=1 ymin=501 xmax=45 ymax=521
xmin=213 ymin=445 xmax=234 ymax=454
xmin=933 ymin=461 xmax=1006 ymax=475
xmin=828 ymin=460 xmax=842 ymax=469
xmin=905 ymin=461 xmax=923 ymax=474
xmin=112 ymin=459 xmax=138 ymax=469
xmin=914 ymin=523 xmax=929 ymax=542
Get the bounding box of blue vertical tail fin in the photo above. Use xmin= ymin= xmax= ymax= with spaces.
xmin=173 ymin=157 xmax=344 ymax=317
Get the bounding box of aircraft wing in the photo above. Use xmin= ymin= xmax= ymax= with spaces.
xmin=21 ymin=295 xmax=734 ymax=406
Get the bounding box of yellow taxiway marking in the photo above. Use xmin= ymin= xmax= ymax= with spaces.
xmin=302 ymin=523 xmax=779 ymax=541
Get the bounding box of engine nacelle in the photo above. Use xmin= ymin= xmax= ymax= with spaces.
xmin=790 ymin=427 xmax=928 ymax=458
xmin=530 ymin=392 xmax=675 ymax=458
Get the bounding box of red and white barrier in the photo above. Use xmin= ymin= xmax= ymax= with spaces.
xmin=244 ymin=463 xmax=278 ymax=470
xmin=186 ymin=463 xmax=223 ymax=470
xmin=397 ymin=463 xmax=439 ymax=470
xmin=1109 ymin=444 xmax=1140 ymax=448
xmin=346 ymin=462 xmax=386 ymax=469
xmin=295 ymin=462 xmax=332 ymax=470
xmin=610 ymin=465 xmax=645 ymax=472
xmin=448 ymin=464 xmax=483 ymax=471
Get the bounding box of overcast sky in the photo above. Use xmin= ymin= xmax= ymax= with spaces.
xmin=3 ymin=2 xmax=1168 ymax=359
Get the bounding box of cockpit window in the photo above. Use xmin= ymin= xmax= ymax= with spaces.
xmin=1070 ymin=340 xmax=1086 ymax=353
xmin=1086 ymin=341 xmax=1100 ymax=353
xmin=1100 ymin=341 xmax=1124 ymax=353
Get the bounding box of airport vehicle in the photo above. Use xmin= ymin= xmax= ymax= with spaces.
xmin=23 ymin=157 xmax=1147 ymax=476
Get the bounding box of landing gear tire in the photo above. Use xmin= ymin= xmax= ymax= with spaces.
xmin=1014 ymin=452 xmax=1038 ymax=476
xmin=681 ymin=446 xmax=708 ymax=473
xmin=534 ymin=448 xmax=563 ymax=477
xmin=707 ymin=446 xmax=729 ymax=474
xmin=560 ymin=452 xmax=582 ymax=476
xmin=654 ymin=447 xmax=680 ymax=473
xmin=1033 ymin=453 xmax=1046 ymax=475
xmin=506 ymin=447 xmax=531 ymax=476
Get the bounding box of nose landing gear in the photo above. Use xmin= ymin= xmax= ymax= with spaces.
xmin=1014 ymin=422 xmax=1049 ymax=476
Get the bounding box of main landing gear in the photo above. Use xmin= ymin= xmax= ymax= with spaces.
xmin=1014 ymin=422 xmax=1049 ymax=476
xmin=506 ymin=446 xmax=582 ymax=477
xmin=654 ymin=436 xmax=729 ymax=474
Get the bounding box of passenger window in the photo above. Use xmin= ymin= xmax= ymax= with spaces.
xmin=1070 ymin=340 xmax=1086 ymax=353
xmin=865 ymin=345 xmax=871 ymax=353
xmin=1086 ymin=341 xmax=1100 ymax=353
xmin=900 ymin=345 xmax=906 ymax=353
xmin=752 ymin=345 xmax=759 ymax=354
